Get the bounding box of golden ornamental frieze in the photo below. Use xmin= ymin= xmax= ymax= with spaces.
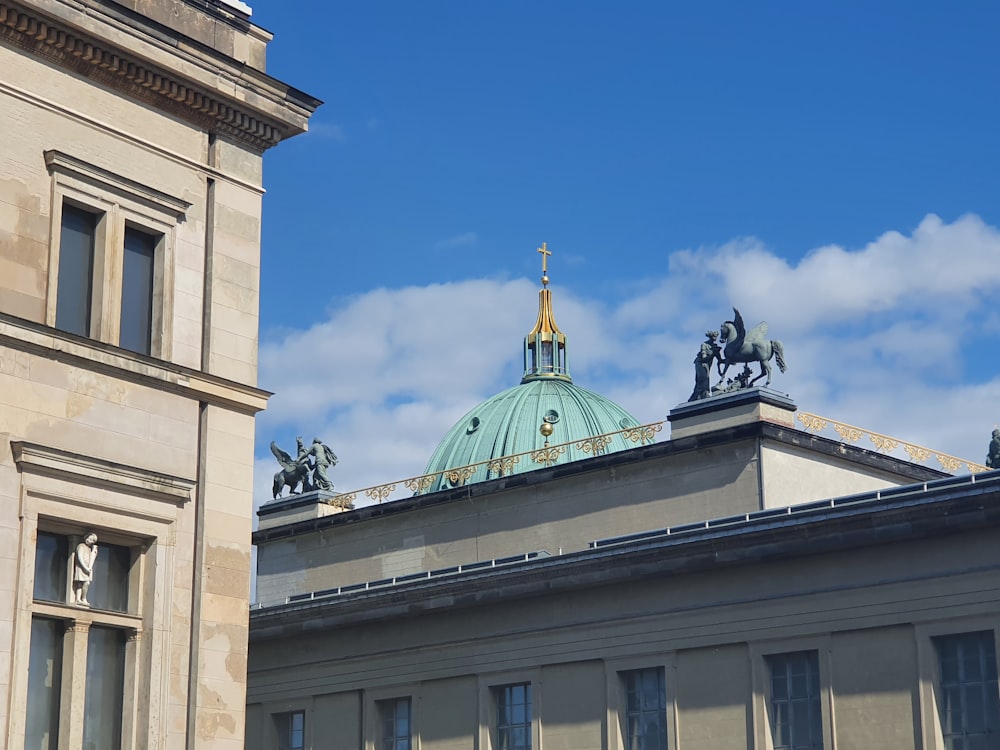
xmin=486 ymin=456 xmax=520 ymax=477
xmin=531 ymin=445 xmax=566 ymax=467
xmin=326 ymin=419 xmax=668 ymax=505
xmin=797 ymin=411 xmax=987 ymax=474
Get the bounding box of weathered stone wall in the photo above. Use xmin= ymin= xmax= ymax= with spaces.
xmin=0 ymin=0 xmax=315 ymax=747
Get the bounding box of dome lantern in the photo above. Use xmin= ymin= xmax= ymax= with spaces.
xmin=522 ymin=242 xmax=571 ymax=383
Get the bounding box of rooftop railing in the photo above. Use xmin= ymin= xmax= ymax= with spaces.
xmin=796 ymin=412 xmax=988 ymax=474
xmin=314 ymin=411 xmax=986 ymax=511
xmin=334 ymin=420 xmax=665 ymax=506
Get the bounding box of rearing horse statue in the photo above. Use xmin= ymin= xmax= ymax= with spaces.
xmin=718 ymin=307 xmax=787 ymax=387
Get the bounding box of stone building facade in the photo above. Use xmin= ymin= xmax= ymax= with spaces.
xmin=0 ymin=1 xmax=317 ymax=747
xmin=248 ymin=393 xmax=1000 ymax=749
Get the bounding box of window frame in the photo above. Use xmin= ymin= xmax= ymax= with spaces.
xmin=376 ymin=696 xmax=412 ymax=750
xmin=764 ymin=650 xmax=824 ymax=750
xmin=478 ymin=669 xmax=541 ymax=750
xmin=750 ymin=637 xmax=834 ymax=750
xmin=932 ymin=631 xmax=1000 ymax=749
xmin=604 ymin=654 xmax=677 ymax=750
xmin=916 ymin=619 xmax=1000 ymax=750
xmin=621 ymin=666 xmax=669 ymax=750
xmin=7 ymin=441 xmax=191 ymax=750
xmin=272 ymin=708 xmax=306 ymax=750
xmin=23 ymin=524 xmax=147 ymax=750
xmin=364 ymin=683 xmax=420 ymax=750
xmin=44 ymin=150 xmax=189 ymax=359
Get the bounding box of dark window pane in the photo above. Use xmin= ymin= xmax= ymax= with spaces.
xmin=120 ymin=228 xmax=156 ymax=355
xmin=378 ymin=698 xmax=411 ymax=750
xmin=496 ymin=684 xmax=531 ymax=750
xmin=622 ymin=668 xmax=667 ymax=750
xmin=767 ymin=651 xmax=823 ymax=750
xmin=86 ymin=540 xmax=130 ymax=613
xmin=935 ymin=632 xmax=1000 ymax=750
xmin=82 ymin=626 xmax=125 ymax=750
xmin=25 ymin=617 xmax=63 ymax=750
xmin=55 ymin=205 xmax=96 ymax=337
xmin=275 ymin=711 xmax=304 ymax=750
xmin=33 ymin=532 xmax=68 ymax=603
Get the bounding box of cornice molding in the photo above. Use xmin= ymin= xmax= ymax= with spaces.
xmin=0 ymin=1 xmax=320 ymax=151
xmin=0 ymin=312 xmax=272 ymax=415
xmin=11 ymin=440 xmax=196 ymax=504
xmin=45 ymin=150 xmax=192 ymax=219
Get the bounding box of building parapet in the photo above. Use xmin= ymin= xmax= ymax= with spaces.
xmin=251 ymin=470 xmax=1000 ymax=626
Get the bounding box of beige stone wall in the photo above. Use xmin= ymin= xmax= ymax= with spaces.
xmin=759 ymin=439 xmax=900 ymax=509
xmin=247 ymin=526 xmax=1000 ymax=750
xmin=0 ymin=0 xmax=316 ymax=747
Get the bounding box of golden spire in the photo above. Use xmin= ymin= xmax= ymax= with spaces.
xmin=522 ymin=242 xmax=571 ymax=382
xmin=537 ymin=242 xmax=551 ymax=286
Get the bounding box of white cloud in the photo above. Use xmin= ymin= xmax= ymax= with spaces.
xmin=433 ymin=231 xmax=479 ymax=250
xmin=254 ymin=214 xmax=1000 ymax=516
xmin=305 ymin=121 xmax=347 ymax=142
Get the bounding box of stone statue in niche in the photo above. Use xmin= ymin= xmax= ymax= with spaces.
xmin=72 ymin=532 xmax=98 ymax=607
xmin=987 ymin=428 xmax=1000 ymax=469
xmin=270 ymin=436 xmax=339 ymax=497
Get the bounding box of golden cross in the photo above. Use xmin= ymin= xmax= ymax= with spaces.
xmin=537 ymin=242 xmax=552 ymax=281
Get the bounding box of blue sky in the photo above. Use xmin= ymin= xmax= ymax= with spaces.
xmin=247 ymin=1 xmax=1000 ymax=502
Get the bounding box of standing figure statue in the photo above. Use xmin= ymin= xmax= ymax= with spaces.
xmin=987 ymin=428 xmax=1000 ymax=469
xmin=718 ymin=307 xmax=787 ymax=388
xmin=689 ymin=331 xmax=723 ymax=401
xmin=72 ymin=532 xmax=98 ymax=607
xmin=302 ymin=437 xmax=338 ymax=491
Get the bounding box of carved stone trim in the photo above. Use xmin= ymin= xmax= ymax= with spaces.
xmin=45 ymin=150 xmax=191 ymax=219
xmin=11 ymin=441 xmax=195 ymax=504
xmin=0 ymin=1 xmax=319 ymax=151
xmin=0 ymin=312 xmax=272 ymax=414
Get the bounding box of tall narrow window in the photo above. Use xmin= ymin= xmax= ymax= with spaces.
xmin=88 ymin=541 xmax=131 ymax=613
xmin=496 ymin=683 xmax=531 ymax=750
xmin=767 ymin=651 xmax=823 ymax=750
xmin=55 ymin=204 xmax=96 ymax=337
xmin=623 ymin=667 xmax=667 ymax=750
xmin=275 ymin=710 xmax=305 ymax=750
xmin=539 ymin=340 xmax=553 ymax=372
xmin=82 ymin=625 xmax=126 ymax=750
xmin=377 ymin=698 xmax=411 ymax=750
xmin=25 ymin=618 xmax=63 ymax=750
xmin=33 ymin=532 xmax=68 ymax=603
xmin=935 ymin=631 xmax=1000 ymax=749
xmin=120 ymin=227 xmax=156 ymax=355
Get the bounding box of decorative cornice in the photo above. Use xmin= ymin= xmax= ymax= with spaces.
xmin=250 ymin=471 xmax=1000 ymax=636
xmin=0 ymin=1 xmax=320 ymax=151
xmin=0 ymin=311 xmax=272 ymax=415
xmin=12 ymin=440 xmax=196 ymax=504
xmin=45 ymin=150 xmax=192 ymax=219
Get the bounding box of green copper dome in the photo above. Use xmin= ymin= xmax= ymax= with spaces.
xmin=421 ymin=244 xmax=641 ymax=492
